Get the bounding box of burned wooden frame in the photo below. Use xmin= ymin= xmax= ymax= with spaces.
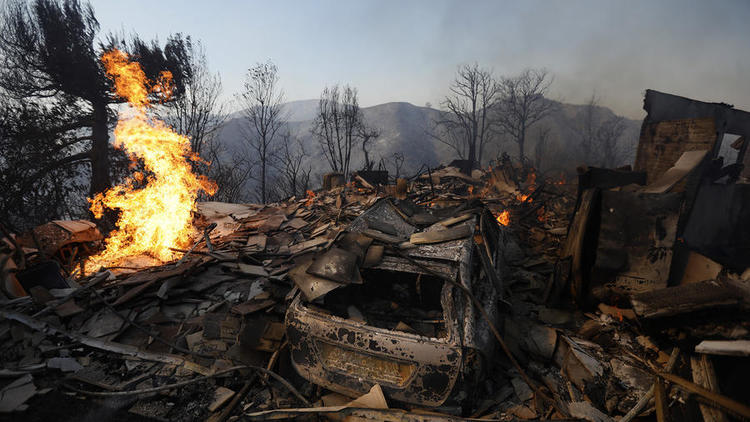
xmin=564 ymin=89 xmax=750 ymax=305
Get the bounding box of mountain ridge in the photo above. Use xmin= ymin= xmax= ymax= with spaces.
xmin=216 ymin=97 xmax=642 ymax=184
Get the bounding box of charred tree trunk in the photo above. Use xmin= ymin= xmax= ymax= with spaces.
xmin=468 ymin=142 xmax=477 ymax=172
xmin=362 ymin=141 xmax=372 ymax=171
xmin=89 ymin=102 xmax=111 ymax=197
xmin=469 ymin=114 xmax=478 ymax=169
xmin=518 ymin=122 xmax=526 ymax=160
xmin=261 ymin=158 xmax=267 ymax=204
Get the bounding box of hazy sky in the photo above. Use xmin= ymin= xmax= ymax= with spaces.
xmin=89 ymin=0 xmax=750 ymax=119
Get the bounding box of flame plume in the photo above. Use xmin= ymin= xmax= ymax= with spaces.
xmin=496 ymin=210 xmax=510 ymax=226
xmin=88 ymin=49 xmax=216 ymax=268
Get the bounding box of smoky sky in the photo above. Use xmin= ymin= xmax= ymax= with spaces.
xmin=89 ymin=0 xmax=750 ymax=119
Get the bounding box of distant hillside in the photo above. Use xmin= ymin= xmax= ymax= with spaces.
xmin=283 ymin=99 xmax=321 ymax=122
xmin=215 ymin=98 xmax=642 ymax=193
xmin=530 ymin=100 xmax=642 ymax=173
xmin=217 ymin=101 xmax=449 ymax=179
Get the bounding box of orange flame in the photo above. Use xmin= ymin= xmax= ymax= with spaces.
xmin=304 ymin=190 xmax=316 ymax=207
xmin=516 ymin=193 xmax=532 ymax=203
xmin=88 ymin=49 xmax=216 ymax=268
xmin=516 ymin=170 xmax=538 ymax=202
xmin=525 ymin=171 xmax=537 ymax=186
xmin=495 ymin=210 xmax=510 ymax=226
xmin=556 ymin=172 xmax=566 ymax=185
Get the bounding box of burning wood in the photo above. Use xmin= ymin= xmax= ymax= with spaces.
xmin=304 ymin=189 xmax=316 ymax=207
xmin=495 ymin=209 xmax=510 ymax=226
xmin=87 ymin=50 xmax=216 ymax=269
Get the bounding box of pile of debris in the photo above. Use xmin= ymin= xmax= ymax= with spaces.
xmin=1 ymin=90 xmax=748 ymax=422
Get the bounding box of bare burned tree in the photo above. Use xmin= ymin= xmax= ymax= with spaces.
xmin=158 ymin=40 xmax=226 ymax=161
xmin=571 ymin=92 xmax=628 ymax=166
xmin=359 ymin=124 xmax=380 ymax=171
xmin=571 ymin=93 xmax=599 ymax=164
xmin=496 ymin=68 xmax=555 ymax=160
xmin=597 ymin=116 xmax=627 ymax=167
xmin=274 ymin=129 xmax=311 ymax=199
xmin=202 ymin=139 xmax=253 ymax=203
xmin=533 ymin=126 xmax=551 ymax=170
xmin=0 ymin=0 xmax=194 ymax=230
xmin=313 ymin=85 xmax=341 ymax=172
xmin=238 ymin=61 xmax=286 ymax=204
xmin=434 ymin=63 xmax=500 ymax=169
xmin=0 ymin=99 xmax=89 ymax=230
xmin=312 ymin=84 xmax=364 ymax=179
xmin=0 ymin=0 xmax=193 ymax=199
xmin=341 ymin=86 xmax=360 ymax=177
xmin=429 ymin=120 xmax=469 ymax=159
xmin=391 ymin=152 xmax=405 ymax=179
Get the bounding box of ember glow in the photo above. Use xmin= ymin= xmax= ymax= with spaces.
xmin=88 ymin=49 xmax=216 ymax=268
xmin=304 ymin=190 xmax=316 ymax=207
xmin=517 ymin=170 xmax=537 ymax=202
xmin=525 ymin=171 xmax=537 ymax=186
xmin=495 ymin=210 xmax=510 ymax=226
xmin=537 ymin=206 xmax=546 ymax=223
xmin=555 ymin=172 xmax=566 ymax=185
xmin=516 ymin=192 xmax=532 ymax=203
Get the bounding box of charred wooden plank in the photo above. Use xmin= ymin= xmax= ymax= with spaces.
xmin=577 ymin=166 xmax=646 ymax=196
xmin=562 ymin=188 xmax=600 ymax=306
xmin=630 ymin=280 xmax=745 ymax=319
xmin=409 ymin=224 xmax=472 ymax=245
xmin=593 ymin=191 xmax=681 ymax=298
xmin=695 ymin=340 xmax=750 ymax=357
xmin=691 ymin=354 xmax=730 ymax=422
xmin=657 ymin=371 xmax=750 ymax=420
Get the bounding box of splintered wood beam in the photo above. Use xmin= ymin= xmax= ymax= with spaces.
xmin=630 ymin=280 xmax=744 ymax=319
xmin=690 ymin=354 xmax=730 ymax=422
xmin=657 ymin=372 xmax=750 ymax=420
xmin=654 ymin=376 xmax=669 ymax=422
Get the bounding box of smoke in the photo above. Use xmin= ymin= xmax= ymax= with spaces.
xmin=88 ymin=0 xmax=750 ymax=119
xmin=356 ymin=0 xmax=750 ymax=118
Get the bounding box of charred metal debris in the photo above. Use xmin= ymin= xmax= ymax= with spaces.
xmin=0 ymin=90 xmax=749 ymax=421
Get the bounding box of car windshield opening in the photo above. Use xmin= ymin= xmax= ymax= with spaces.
xmin=316 ymin=268 xmax=447 ymax=338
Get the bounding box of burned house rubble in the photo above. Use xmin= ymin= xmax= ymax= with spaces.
xmin=1 ymin=90 xmax=749 ymax=421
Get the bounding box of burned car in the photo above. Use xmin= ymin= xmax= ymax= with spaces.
xmin=286 ymin=198 xmax=510 ymax=408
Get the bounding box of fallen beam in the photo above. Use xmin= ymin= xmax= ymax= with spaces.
xmin=630 ymin=280 xmax=745 ymax=319
xmin=657 ymin=372 xmax=750 ymax=420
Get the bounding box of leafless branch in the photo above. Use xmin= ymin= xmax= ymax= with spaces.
xmin=237 ymin=60 xmax=286 ymax=203
xmin=495 ymin=68 xmax=555 ymax=160
xmin=432 ymin=63 xmax=500 ymax=169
